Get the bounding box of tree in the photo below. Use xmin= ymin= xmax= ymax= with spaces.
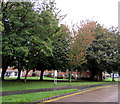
xmin=105 ymin=27 xmax=119 ymax=81
xmin=0 ymin=5 xmax=4 ymax=70
xmin=1 ymin=2 xmax=15 ymax=80
xmin=86 ymin=24 xmax=118 ymax=81
xmin=1 ymin=2 xmax=35 ymax=80
xmin=1 ymin=0 xmax=64 ymax=81
xmin=0 ymin=13 xmax=4 ymax=33
xmin=48 ymin=24 xmax=70 ymax=75
xmin=68 ymin=20 xmax=96 ymax=82
xmin=26 ymin=1 xmax=60 ymax=81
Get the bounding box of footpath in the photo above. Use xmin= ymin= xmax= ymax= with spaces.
xmin=2 ymin=83 xmax=118 ymax=96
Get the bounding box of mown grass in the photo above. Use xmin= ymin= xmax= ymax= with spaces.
xmin=4 ymin=76 xmax=70 ymax=80
xmin=104 ymin=78 xmax=120 ymax=81
xmin=5 ymin=76 xmax=120 ymax=81
xmin=2 ymin=89 xmax=78 ymax=102
xmin=2 ymin=80 xmax=114 ymax=92
xmin=5 ymin=76 xmax=120 ymax=82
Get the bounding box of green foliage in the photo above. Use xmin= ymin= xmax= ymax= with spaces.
xmin=0 ymin=21 xmax=4 ymax=32
xmin=1 ymin=1 xmax=60 ymax=78
xmin=28 ymin=7 xmax=60 ymax=72
xmin=68 ymin=21 xmax=96 ymax=71
xmin=0 ymin=9 xmax=4 ymax=32
xmin=2 ymin=1 xmax=119 ymax=82
xmin=50 ymin=24 xmax=70 ymax=71
xmin=86 ymin=24 xmax=119 ymax=77
xmin=2 ymin=2 xmax=35 ymax=73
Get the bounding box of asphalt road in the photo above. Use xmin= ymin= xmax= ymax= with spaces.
xmin=45 ymin=85 xmax=119 ymax=103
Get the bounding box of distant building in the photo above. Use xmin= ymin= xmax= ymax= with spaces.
xmin=105 ymin=72 xmax=120 ymax=78
xmin=0 ymin=67 xmax=92 ymax=79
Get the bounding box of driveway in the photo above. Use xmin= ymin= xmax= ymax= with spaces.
xmin=44 ymin=85 xmax=119 ymax=103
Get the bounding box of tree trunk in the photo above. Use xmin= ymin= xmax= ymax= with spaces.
xmin=79 ymin=71 xmax=81 ymax=80
xmin=1 ymin=67 xmax=7 ymax=81
xmin=32 ymin=69 xmax=36 ymax=77
xmin=1 ymin=65 xmax=8 ymax=80
xmin=17 ymin=59 xmax=22 ymax=80
xmin=17 ymin=69 xmax=21 ymax=80
xmin=24 ymin=70 xmax=29 ymax=83
xmin=40 ymin=70 xmax=44 ymax=81
xmin=98 ymin=71 xmax=102 ymax=81
xmin=112 ymin=72 xmax=115 ymax=82
xmin=90 ymin=70 xmax=96 ymax=81
xmin=69 ymin=71 xmax=71 ymax=83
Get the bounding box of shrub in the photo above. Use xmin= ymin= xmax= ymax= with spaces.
xmin=32 ymin=72 xmax=38 ymax=77
xmin=57 ymin=75 xmax=63 ymax=79
xmin=71 ymin=75 xmax=75 ymax=79
xmin=80 ymin=77 xmax=91 ymax=81
xmin=46 ymin=73 xmax=51 ymax=77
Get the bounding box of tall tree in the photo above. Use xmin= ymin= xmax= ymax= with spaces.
xmin=1 ymin=2 xmax=35 ymax=80
xmin=27 ymin=0 xmax=60 ymax=81
xmin=1 ymin=2 xmax=15 ymax=80
xmin=68 ymin=20 xmax=96 ymax=82
xmin=49 ymin=24 xmax=70 ymax=73
xmin=86 ymin=24 xmax=118 ymax=81
xmin=1 ymin=0 xmax=63 ymax=81
xmin=0 ymin=5 xmax=4 ymax=69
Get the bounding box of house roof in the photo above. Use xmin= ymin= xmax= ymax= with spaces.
xmin=0 ymin=67 xmax=18 ymax=71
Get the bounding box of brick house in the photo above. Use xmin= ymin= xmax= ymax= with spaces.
xmin=0 ymin=67 xmax=92 ymax=79
xmin=0 ymin=68 xmax=91 ymax=79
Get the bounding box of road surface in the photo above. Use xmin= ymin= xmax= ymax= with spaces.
xmin=45 ymin=85 xmax=119 ymax=103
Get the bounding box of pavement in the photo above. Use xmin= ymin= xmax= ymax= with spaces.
xmin=43 ymin=84 xmax=119 ymax=104
xmin=2 ymin=83 xmax=118 ymax=96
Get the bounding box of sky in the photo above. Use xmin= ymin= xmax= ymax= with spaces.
xmin=55 ymin=0 xmax=119 ymax=29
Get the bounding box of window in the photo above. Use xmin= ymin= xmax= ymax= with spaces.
xmin=5 ymin=72 xmax=11 ymax=76
xmin=15 ymin=72 xmax=18 ymax=76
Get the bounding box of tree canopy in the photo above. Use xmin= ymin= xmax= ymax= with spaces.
xmin=86 ymin=24 xmax=119 ymax=80
xmin=1 ymin=1 xmax=119 ymax=82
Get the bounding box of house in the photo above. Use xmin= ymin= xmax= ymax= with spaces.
xmin=43 ymin=70 xmax=92 ymax=79
xmin=0 ymin=67 xmax=92 ymax=79
xmin=0 ymin=68 xmax=18 ymax=77
xmin=105 ymin=72 xmax=120 ymax=78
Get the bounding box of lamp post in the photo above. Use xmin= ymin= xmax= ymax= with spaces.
xmin=54 ymin=70 xmax=57 ymax=85
xmin=118 ymin=1 xmax=120 ymax=55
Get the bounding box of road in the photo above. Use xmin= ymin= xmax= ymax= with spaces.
xmin=45 ymin=85 xmax=119 ymax=103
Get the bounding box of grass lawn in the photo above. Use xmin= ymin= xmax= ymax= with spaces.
xmin=2 ymin=80 xmax=115 ymax=92
xmin=5 ymin=76 xmax=120 ymax=82
xmin=104 ymin=77 xmax=120 ymax=81
xmin=4 ymin=76 xmax=71 ymax=80
xmin=2 ymin=79 xmax=118 ymax=103
xmin=2 ymin=89 xmax=78 ymax=102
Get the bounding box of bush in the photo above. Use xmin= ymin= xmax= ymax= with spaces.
xmin=106 ymin=75 xmax=110 ymax=77
xmin=65 ymin=75 xmax=76 ymax=79
xmin=80 ymin=77 xmax=91 ymax=81
xmin=46 ymin=73 xmax=51 ymax=77
xmin=57 ymin=75 xmax=63 ymax=79
xmin=32 ymin=72 xmax=38 ymax=77
xmin=71 ymin=75 xmax=75 ymax=79
xmin=44 ymin=75 xmax=48 ymax=77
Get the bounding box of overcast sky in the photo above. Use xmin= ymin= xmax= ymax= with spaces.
xmin=55 ymin=0 xmax=119 ymax=28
